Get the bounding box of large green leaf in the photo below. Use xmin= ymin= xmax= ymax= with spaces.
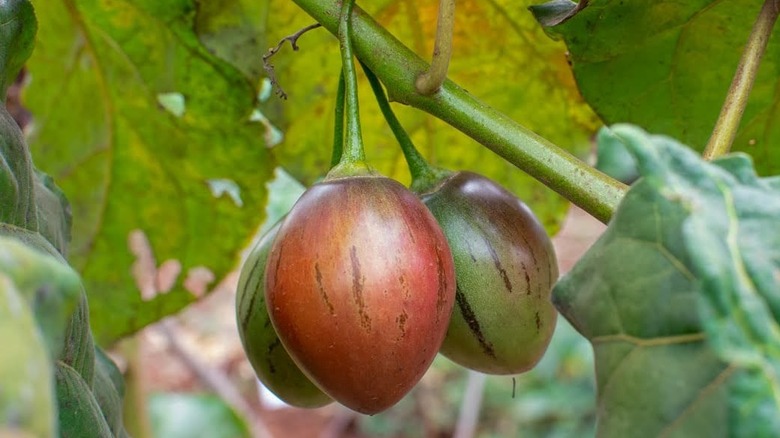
xmin=265 ymin=0 xmax=601 ymax=231
xmin=593 ymin=127 xmax=638 ymax=185
xmin=193 ymin=0 xmax=270 ymax=82
xmin=554 ymin=124 xmax=780 ymax=436
xmin=533 ymin=0 xmax=780 ymax=175
xmin=24 ymin=0 xmax=274 ymax=343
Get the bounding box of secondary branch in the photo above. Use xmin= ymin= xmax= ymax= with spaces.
xmin=415 ymin=0 xmax=456 ymax=95
xmin=703 ymin=0 xmax=780 ymax=160
xmin=290 ymin=0 xmax=627 ymax=224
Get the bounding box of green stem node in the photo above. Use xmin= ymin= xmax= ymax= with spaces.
xmin=292 ymin=0 xmax=626 ymax=223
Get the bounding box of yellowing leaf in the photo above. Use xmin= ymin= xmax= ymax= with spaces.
xmin=25 ymin=0 xmax=272 ymax=343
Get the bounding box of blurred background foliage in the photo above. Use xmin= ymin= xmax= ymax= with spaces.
xmin=355 ymin=319 xmax=595 ymax=438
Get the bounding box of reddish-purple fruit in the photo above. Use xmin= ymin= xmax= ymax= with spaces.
xmin=421 ymin=172 xmax=558 ymax=375
xmin=265 ymin=175 xmax=456 ymax=414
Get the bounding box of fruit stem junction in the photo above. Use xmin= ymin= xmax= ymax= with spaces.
xmin=703 ymin=0 xmax=780 ymax=160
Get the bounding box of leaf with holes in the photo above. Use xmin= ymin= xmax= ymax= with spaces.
xmin=553 ymin=124 xmax=780 ymax=436
xmin=24 ymin=1 xmax=273 ymax=343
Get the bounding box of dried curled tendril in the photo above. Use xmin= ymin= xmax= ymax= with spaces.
xmin=262 ymin=23 xmax=322 ymax=100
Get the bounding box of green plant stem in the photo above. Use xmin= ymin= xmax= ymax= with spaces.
xmin=120 ymin=336 xmax=153 ymax=438
xmin=330 ymin=69 xmax=345 ymax=168
xmin=361 ymin=61 xmax=451 ymax=192
xmin=415 ymin=0 xmax=456 ymax=95
xmin=703 ymin=0 xmax=780 ymax=160
xmin=291 ymin=0 xmax=627 ymax=223
xmin=337 ymin=0 xmax=365 ymax=165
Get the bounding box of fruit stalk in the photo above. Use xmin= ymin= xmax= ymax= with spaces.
xmin=330 ymin=69 xmax=346 ymax=167
xmin=290 ymin=0 xmax=627 ymax=223
xmin=703 ymin=0 xmax=780 ymax=160
xmin=337 ymin=0 xmax=364 ymax=165
xmin=361 ymin=62 xmax=450 ymax=192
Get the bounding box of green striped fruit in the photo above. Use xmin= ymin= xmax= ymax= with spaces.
xmin=236 ymin=220 xmax=331 ymax=408
xmin=54 ymin=361 xmax=113 ymax=438
xmin=265 ymin=175 xmax=456 ymax=414
xmin=0 ymin=273 xmax=56 ymax=438
xmin=421 ymin=172 xmax=558 ymax=375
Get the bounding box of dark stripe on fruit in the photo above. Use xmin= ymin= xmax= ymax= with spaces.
xmin=399 ymin=272 xmax=411 ymax=299
xmin=314 ymin=262 xmax=335 ymax=316
xmin=266 ymin=338 xmax=282 ymax=374
xmin=464 ymin=238 xmax=478 ymax=262
xmin=535 ymin=311 xmax=541 ymax=332
xmin=239 ymin=259 xmax=263 ymax=330
xmin=455 ymin=285 xmax=495 ymax=358
xmin=436 ymin=250 xmax=448 ymax=319
xmin=485 ymin=238 xmax=513 ymax=294
xmin=396 ymin=310 xmax=408 ymax=340
xmin=350 ymin=246 xmax=371 ymax=331
xmin=518 ymin=231 xmax=538 ymax=268
xmin=521 ymin=262 xmax=531 ymax=294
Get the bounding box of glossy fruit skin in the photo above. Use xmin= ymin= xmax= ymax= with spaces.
xmin=421 ymin=172 xmax=558 ymax=375
xmin=236 ymin=220 xmax=331 ymax=408
xmin=265 ymin=175 xmax=456 ymax=414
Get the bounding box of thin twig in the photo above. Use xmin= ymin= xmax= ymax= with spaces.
xmin=262 ymin=23 xmax=323 ymax=99
xmin=415 ymin=0 xmax=456 ymax=95
xmin=703 ymin=0 xmax=780 ymax=159
xmin=157 ymin=318 xmax=274 ymax=438
xmin=453 ymin=371 xmax=487 ymax=438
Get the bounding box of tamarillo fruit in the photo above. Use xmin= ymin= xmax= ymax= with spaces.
xmin=265 ymin=175 xmax=456 ymax=414
xmin=421 ymin=172 xmax=558 ymax=374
